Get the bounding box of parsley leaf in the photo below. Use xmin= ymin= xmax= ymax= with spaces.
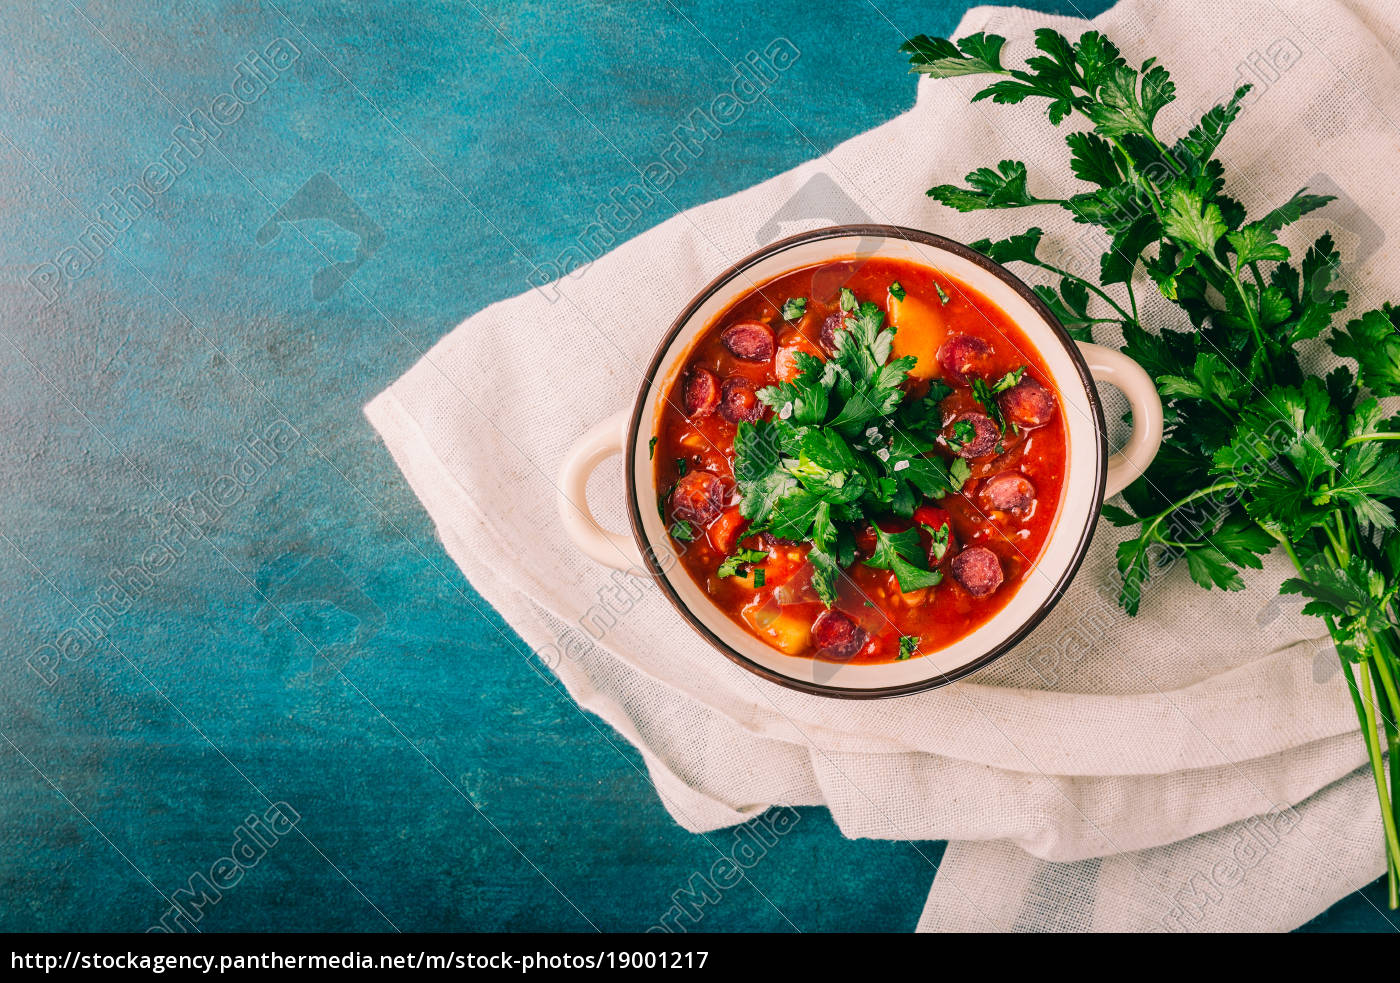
xmin=717 ymin=547 xmax=770 ymax=579
xmin=758 ymin=352 xmax=829 ymax=425
xmin=1331 ymin=306 xmax=1400 ymax=397
xmin=928 ymin=160 xmax=1041 ymax=212
xmin=923 ymin=520 xmax=952 ymax=562
xmin=992 ymin=367 xmax=1025 ymax=393
xmin=782 ymin=296 xmax=807 ymax=320
xmin=733 ymin=421 xmax=795 ymax=525
xmin=1281 ymin=555 xmax=1397 ymax=643
xmin=971 ymin=228 xmax=1045 ymax=266
xmin=902 ymin=32 xmax=1008 ymax=78
xmin=970 ymin=376 xmax=1009 ymax=432
xmin=864 ymin=526 xmax=942 ymax=592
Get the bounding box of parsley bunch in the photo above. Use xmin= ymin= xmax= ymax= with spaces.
xmin=733 ymin=294 xmax=970 ymax=605
xmin=905 ymin=27 xmax=1400 ymax=905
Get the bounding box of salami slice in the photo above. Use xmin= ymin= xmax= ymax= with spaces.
xmin=670 ymin=470 xmax=726 ymax=524
xmin=951 ymin=546 xmax=1004 ymax=597
xmin=682 ymin=367 xmax=720 ymax=417
xmin=720 ymin=320 xmax=775 ymax=362
xmin=719 ymin=376 xmax=765 ymax=423
xmin=999 ymin=376 xmax=1056 ymax=428
xmin=811 ymin=609 xmax=867 ymax=659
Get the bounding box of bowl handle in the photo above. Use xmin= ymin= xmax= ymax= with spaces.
xmin=1076 ymin=342 xmax=1164 ymax=500
xmin=558 ymin=409 xmax=646 ymax=570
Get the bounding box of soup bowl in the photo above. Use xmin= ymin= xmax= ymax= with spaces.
xmin=557 ymin=225 xmax=1162 ymax=697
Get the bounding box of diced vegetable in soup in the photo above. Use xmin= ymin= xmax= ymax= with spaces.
xmin=652 ymin=258 xmax=1068 ymax=664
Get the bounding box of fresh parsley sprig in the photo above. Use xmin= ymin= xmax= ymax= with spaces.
xmin=906 ymin=26 xmax=1400 ymax=902
xmin=732 ymin=291 xmax=968 ymax=604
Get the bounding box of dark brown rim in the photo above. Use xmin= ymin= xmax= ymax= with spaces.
xmin=624 ymin=224 xmax=1109 ymax=699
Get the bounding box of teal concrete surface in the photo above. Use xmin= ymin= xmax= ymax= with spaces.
xmin=0 ymin=0 xmax=1390 ymax=932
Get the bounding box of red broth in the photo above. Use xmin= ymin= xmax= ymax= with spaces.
xmin=652 ymin=257 xmax=1068 ymax=664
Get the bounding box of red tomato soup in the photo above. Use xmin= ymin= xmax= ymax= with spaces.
xmin=652 ymin=257 xmax=1068 ymax=664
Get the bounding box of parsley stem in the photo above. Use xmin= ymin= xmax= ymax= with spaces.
xmin=1323 ymin=522 xmax=1347 ymax=564
xmin=1374 ymin=651 xmax=1400 ymax=906
xmin=1032 ymin=261 xmax=1134 ymax=323
xmin=1102 ymin=132 xmax=1166 ymax=213
xmin=1356 ymin=657 xmax=1400 ymax=873
xmin=1221 ymin=263 xmax=1272 ymax=376
xmin=1343 ymin=432 xmax=1400 ymax=448
xmin=1269 ymin=526 xmax=1299 ymax=562
xmin=1249 ymin=261 xmax=1265 ymax=296
xmin=1281 ymin=531 xmax=1400 ymax=883
xmin=1142 ymin=481 xmax=1238 ymax=540
xmin=1367 ymin=629 xmax=1400 ymax=727
xmin=1144 ymin=131 xmax=1180 ymax=175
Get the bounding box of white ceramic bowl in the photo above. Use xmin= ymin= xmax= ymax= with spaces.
xmin=559 ymin=225 xmax=1162 ymax=698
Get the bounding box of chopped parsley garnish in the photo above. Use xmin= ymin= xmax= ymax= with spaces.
xmin=732 ymin=288 xmax=967 ymax=606
xmin=675 ymin=458 xmax=688 ymax=476
xmin=669 ymin=520 xmax=695 ymax=542
xmin=969 ymin=377 xmax=1003 ymax=430
xmin=753 ymin=568 xmax=766 ymax=588
xmin=968 ymin=365 xmax=1025 ymax=434
xmin=922 ymin=521 xmax=951 ymax=563
xmin=864 ymin=526 xmax=943 ymax=592
xmin=934 ymin=282 xmax=950 ymax=304
xmin=947 ymin=418 xmax=976 ymax=452
xmin=781 ymin=296 xmax=807 ymax=320
xmin=888 ymin=282 xmax=906 ymax=301
xmin=648 ymin=436 xmax=658 ymax=460
xmin=991 ymin=367 xmax=1025 ymax=393
xmin=717 ymin=547 xmax=770 ymax=579
xmin=898 ymin=635 xmax=921 ymax=660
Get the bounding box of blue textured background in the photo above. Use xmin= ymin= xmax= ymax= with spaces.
xmin=0 ymin=0 xmax=1390 ymax=932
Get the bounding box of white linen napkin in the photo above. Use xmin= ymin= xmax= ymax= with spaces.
xmin=366 ymin=0 xmax=1398 ymax=931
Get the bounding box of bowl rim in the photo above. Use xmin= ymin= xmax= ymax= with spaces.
xmin=623 ymin=223 xmax=1108 ymax=699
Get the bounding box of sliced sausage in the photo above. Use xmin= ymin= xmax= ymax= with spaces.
xmin=811 ymin=609 xmax=867 ymax=660
xmin=981 ymin=472 xmax=1036 ymax=513
xmin=682 ymin=367 xmax=720 ymax=417
xmin=819 ymin=310 xmax=848 ymax=355
xmin=936 ymin=334 xmax=994 ymax=385
xmin=951 ymin=546 xmax=1004 ymax=597
xmin=999 ymin=376 xmax=1056 ymax=428
xmin=720 ymin=320 xmax=775 ymax=362
xmin=944 ymin=412 xmax=999 ymax=459
xmin=719 ymin=376 xmax=765 ymax=423
xmin=670 ymin=470 xmax=726 ymax=524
